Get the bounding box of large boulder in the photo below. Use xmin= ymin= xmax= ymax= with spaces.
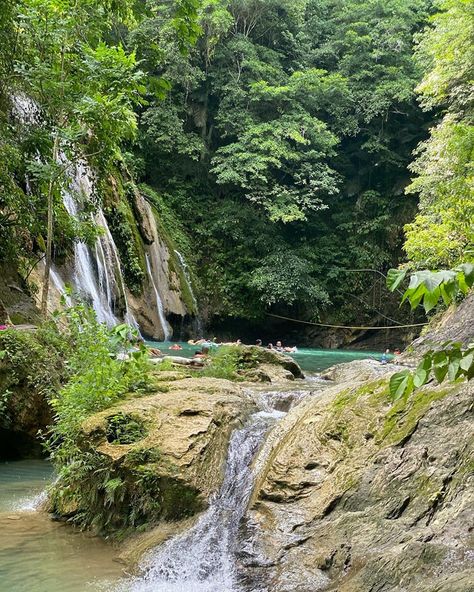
xmin=239 ymin=377 xmax=474 ymax=592
xmin=49 ymin=376 xmax=253 ymax=534
xmin=320 ymin=358 xmax=405 ymax=383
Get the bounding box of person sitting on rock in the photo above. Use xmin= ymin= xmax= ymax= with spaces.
xmin=194 ymin=345 xmax=210 ymax=358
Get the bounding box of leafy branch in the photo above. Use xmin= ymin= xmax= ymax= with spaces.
xmin=387 ymin=263 xmax=474 ymax=313
xmin=386 ymin=264 xmax=474 ymax=401
xmin=389 ymin=342 xmax=474 ymax=401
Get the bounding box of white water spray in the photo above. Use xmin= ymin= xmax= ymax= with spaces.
xmin=145 ymin=253 xmax=171 ymax=340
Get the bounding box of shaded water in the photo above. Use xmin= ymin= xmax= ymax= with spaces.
xmin=0 ymin=461 xmax=123 ymax=591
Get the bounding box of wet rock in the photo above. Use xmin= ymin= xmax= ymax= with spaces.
xmin=320 ymin=358 xmax=405 ymax=383
xmin=240 ymin=377 xmax=474 ymax=591
xmin=238 ymin=346 xmax=304 ymax=381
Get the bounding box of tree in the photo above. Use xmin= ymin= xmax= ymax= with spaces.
xmin=404 ymin=0 xmax=474 ymax=269
xmin=14 ymin=0 xmax=144 ymax=314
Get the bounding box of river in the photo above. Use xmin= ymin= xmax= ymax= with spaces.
xmin=0 ymin=347 xmax=382 ymax=591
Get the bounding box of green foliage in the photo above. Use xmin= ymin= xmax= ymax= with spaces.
xmin=404 ymin=0 xmax=474 ymax=269
xmin=201 ymin=345 xmax=244 ymax=380
xmin=105 ymin=202 xmax=145 ymax=295
xmin=250 ymin=251 xmax=329 ymax=308
xmin=46 ymin=304 xmax=151 ymax=464
xmin=106 ymin=412 xmax=147 ymax=444
xmin=389 ymin=342 xmax=474 ymax=402
xmin=387 ymin=264 xmax=474 ymax=313
xmin=0 ymin=324 xmax=69 ymax=411
xmin=387 ymin=261 xmax=474 ymax=402
xmin=131 ymin=0 xmax=431 ymax=324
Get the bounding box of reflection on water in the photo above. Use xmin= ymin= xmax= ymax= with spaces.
xmin=0 ymin=460 xmax=123 ymax=592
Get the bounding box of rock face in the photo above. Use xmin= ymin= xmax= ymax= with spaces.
xmin=0 ymin=329 xmax=63 ymax=459
xmin=410 ymin=291 xmax=474 ymax=353
xmin=239 ymin=368 xmax=474 ymax=591
xmin=320 ymin=358 xmax=404 ymax=383
xmin=237 ymin=346 xmax=305 ymax=382
xmin=50 ymin=375 xmax=253 ymax=533
xmin=128 ymin=197 xmax=189 ymax=339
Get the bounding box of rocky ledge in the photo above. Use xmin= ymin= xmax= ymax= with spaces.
xmin=48 ymin=347 xmax=304 ymax=539
xmin=239 ymin=360 xmax=474 ymax=592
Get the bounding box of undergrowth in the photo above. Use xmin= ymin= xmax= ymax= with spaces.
xmin=201 ymin=345 xmax=262 ymax=381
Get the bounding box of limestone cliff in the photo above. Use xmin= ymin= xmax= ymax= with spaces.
xmin=239 ymin=361 xmax=473 ymax=592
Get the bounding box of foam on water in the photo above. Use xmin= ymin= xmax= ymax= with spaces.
xmin=115 ymin=408 xmax=282 ymax=592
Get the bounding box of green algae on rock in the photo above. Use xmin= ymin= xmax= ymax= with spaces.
xmin=48 ymin=377 xmax=253 ymax=536
xmin=240 ymin=362 xmax=474 ymax=592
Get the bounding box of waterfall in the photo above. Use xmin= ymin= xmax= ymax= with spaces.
xmin=61 ymin=162 xmax=138 ymax=328
xmin=174 ymin=250 xmax=203 ymax=334
xmin=11 ymin=94 xmax=138 ymax=329
xmin=96 ymin=210 xmax=140 ymax=331
xmin=145 ymin=253 xmax=171 ymax=341
xmin=49 ymin=265 xmax=72 ymax=307
xmin=117 ymin=410 xmax=282 ymax=592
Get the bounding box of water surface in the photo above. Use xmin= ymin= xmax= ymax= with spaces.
xmin=147 ymin=341 xmax=384 ymax=374
xmin=0 ymin=460 xmax=123 ymax=592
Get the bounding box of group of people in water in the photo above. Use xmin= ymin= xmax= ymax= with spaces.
xmin=380 ymin=347 xmax=402 ymax=364
xmin=185 ymin=337 xmax=298 ymax=356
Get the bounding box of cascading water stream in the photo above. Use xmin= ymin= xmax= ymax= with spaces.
xmin=145 ymin=253 xmax=171 ymax=341
xmin=49 ymin=265 xmax=73 ymax=307
xmin=116 ymin=409 xmax=284 ymax=592
xmin=110 ymin=376 xmax=321 ymax=592
xmin=61 ymin=161 xmax=140 ymax=328
xmin=95 ymin=210 xmax=140 ymax=331
xmin=174 ymin=250 xmax=203 ymax=334
xmin=61 ymin=164 xmax=118 ymax=326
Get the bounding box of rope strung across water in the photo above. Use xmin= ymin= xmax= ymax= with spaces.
xmin=266 ymin=313 xmax=428 ymax=331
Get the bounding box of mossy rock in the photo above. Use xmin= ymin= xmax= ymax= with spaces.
xmin=0 ymin=327 xmax=68 ymax=458
xmin=242 ymin=367 xmax=474 ymax=592
xmin=49 ymin=376 xmax=253 ymax=536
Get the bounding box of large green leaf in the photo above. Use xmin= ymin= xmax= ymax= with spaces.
xmin=460 ymin=351 xmax=474 ymax=372
xmin=423 ymin=286 xmax=441 ymax=313
xmin=386 ymin=268 xmax=407 ymax=292
xmin=389 ymin=370 xmax=413 ymax=401
xmin=456 ymin=263 xmax=474 ymax=287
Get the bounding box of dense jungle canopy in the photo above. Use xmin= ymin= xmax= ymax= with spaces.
xmin=0 ymin=0 xmax=472 ymax=334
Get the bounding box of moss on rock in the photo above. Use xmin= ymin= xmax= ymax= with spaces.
xmin=0 ymin=327 xmax=68 ymax=458
xmin=241 ymin=363 xmax=474 ymax=592
xmin=48 ymin=376 xmax=253 ymax=536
